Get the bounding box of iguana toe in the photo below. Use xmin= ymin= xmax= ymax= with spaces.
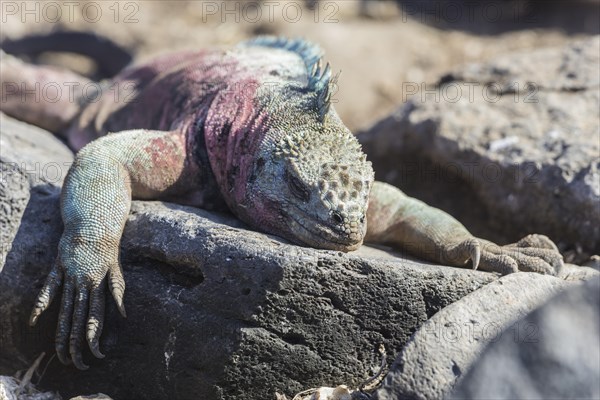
xmin=478 ymin=252 xmax=519 ymax=275
xmin=56 ymin=280 xmax=75 ymax=365
xmin=70 ymin=288 xmax=91 ymax=370
xmin=109 ymin=266 xmax=127 ymax=318
xmin=30 ymin=262 xmax=63 ymax=326
xmin=505 ymin=251 xmax=555 ymax=275
xmin=514 ymin=233 xmax=559 ymax=251
xmin=505 ymin=246 xmax=563 ymax=273
xmin=87 ymin=285 xmax=107 ymax=359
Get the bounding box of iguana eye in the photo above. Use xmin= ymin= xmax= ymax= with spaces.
xmin=288 ymin=174 xmax=310 ymax=202
xmin=332 ymin=211 xmax=344 ymax=225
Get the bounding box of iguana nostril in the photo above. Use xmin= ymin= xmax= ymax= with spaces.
xmin=360 ymin=215 xmax=365 ymax=224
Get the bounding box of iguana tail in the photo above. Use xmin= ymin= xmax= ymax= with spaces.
xmin=1 ymin=31 xmax=132 ymax=79
xmin=0 ymin=31 xmax=131 ymax=135
xmin=0 ymin=49 xmax=93 ymax=134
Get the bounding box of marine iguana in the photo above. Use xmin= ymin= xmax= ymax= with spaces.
xmin=0 ymin=36 xmax=563 ymax=370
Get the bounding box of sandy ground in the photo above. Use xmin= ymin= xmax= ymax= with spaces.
xmin=1 ymin=0 xmax=597 ymax=132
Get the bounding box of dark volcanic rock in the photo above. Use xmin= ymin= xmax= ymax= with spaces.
xmin=359 ymin=37 xmax=600 ymax=259
xmin=0 ymin=115 xmax=496 ymax=399
xmin=450 ymin=277 xmax=600 ymax=400
xmin=0 ymin=113 xmax=73 ymax=272
xmin=374 ymin=273 xmax=578 ymax=400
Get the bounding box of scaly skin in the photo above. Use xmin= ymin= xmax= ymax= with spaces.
xmin=0 ymin=37 xmax=563 ymax=370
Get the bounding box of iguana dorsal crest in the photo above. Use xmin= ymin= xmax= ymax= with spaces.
xmin=241 ymin=36 xmax=336 ymax=121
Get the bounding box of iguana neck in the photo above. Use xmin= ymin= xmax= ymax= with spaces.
xmin=203 ymin=76 xmax=271 ymax=216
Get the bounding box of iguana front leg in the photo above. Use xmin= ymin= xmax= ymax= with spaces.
xmin=365 ymin=182 xmax=563 ymax=275
xmin=29 ymin=128 xmax=199 ymax=369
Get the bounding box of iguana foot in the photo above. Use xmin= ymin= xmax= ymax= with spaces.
xmin=30 ymin=246 xmax=126 ymax=370
xmin=366 ymin=182 xmax=563 ymax=276
xmin=450 ymin=234 xmax=563 ymax=275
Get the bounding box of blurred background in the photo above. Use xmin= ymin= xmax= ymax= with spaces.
xmin=2 ymin=0 xmax=599 ymax=133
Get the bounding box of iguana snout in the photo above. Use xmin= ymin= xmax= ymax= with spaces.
xmin=282 ymin=202 xmax=368 ymax=252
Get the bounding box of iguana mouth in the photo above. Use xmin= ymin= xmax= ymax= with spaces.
xmin=284 ymin=210 xmax=362 ymax=252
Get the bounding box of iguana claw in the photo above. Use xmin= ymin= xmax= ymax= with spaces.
xmin=445 ymin=238 xmax=481 ymax=270
xmin=29 ymin=261 xmax=63 ymax=326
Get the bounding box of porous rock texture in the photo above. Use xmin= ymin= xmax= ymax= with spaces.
xmin=0 ymin=113 xmax=73 ymax=272
xmin=0 ymin=113 xmax=496 ymax=399
xmin=359 ymin=36 xmax=600 ymax=259
xmin=373 ymin=273 xmax=581 ymax=400
xmin=450 ymin=277 xmax=600 ymax=400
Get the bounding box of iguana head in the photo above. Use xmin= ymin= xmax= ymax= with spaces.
xmin=243 ymin=106 xmax=374 ymax=252
xmin=206 ymin=36 xmax=374 ymax=251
